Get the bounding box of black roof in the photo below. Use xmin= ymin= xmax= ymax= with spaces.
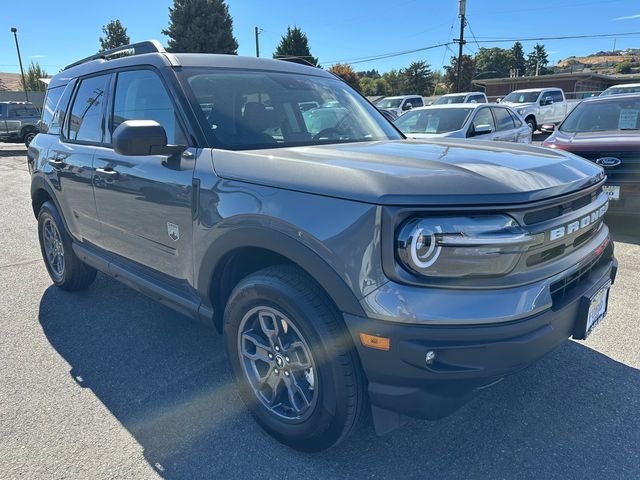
xmin=50 ymin=42 xmax=332 ymax=89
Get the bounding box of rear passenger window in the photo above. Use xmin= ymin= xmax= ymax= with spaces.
xmin=41 ymin=87 xmax=64 ymax=133
xmin=8 ymin=105 xmax=39 ymax=117
xmin=552 ymin=90 xmax=564 ymax=103
xmin=67 ymin=74 xmax=110 ymax=143
xmin=492 ymin=107 xmax=515 ymax=131
xmin=112 ymin=69 xmax=186 ymax=145
xmin=508 ymin=110 xmax=523 ymax=128
xmin=46 ymin=81 xmax=76 ymax=136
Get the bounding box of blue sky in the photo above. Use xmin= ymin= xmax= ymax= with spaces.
xmin=1 ymin=0 xmax=640 ymax=76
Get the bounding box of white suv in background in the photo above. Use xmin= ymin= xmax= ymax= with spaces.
xmin=432 ymin=92 xmax=487 ymax=105
xmin=374 ymin=95 xmax=424 ymax=116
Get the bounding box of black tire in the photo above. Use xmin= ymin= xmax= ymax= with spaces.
xmin=224 ymin=265 xmax=367 ymax=452
xmin=23 ymin=130 xmax=37 ymax=147
xmin=37 ymin=201 xmax=97 ymax=291
xmin=525 ymin=116 xmax=537 ymax=133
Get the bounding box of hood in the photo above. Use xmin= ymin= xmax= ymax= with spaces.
xmin=211 ymin=139 xmax=604 ymax=206
xmin=502 ymin=102 xmax=535 ymax=110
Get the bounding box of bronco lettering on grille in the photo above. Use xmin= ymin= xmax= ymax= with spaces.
xmin=549 ymin=202 xmax=608 ymax=241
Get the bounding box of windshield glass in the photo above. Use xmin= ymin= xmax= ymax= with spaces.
xmin=433 ymin=95 xmax=466 ymax=105
xmin=560 ymin=97 xmax=640 ymax=132
xmin=600 ymin=86 xmax=640 ymax=97
xmin=502 ymin=91 xmax=540 ymax=103
xmin=182 ymin=69 xmax=401 ymax=149
xmin=394 ymin=107 xmax=473 ymax=134
xmin=375 ymin=98 xmax=403 ymax=109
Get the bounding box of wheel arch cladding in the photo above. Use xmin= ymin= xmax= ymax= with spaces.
xmin=198 ymin=227 xmax=367 ymax=331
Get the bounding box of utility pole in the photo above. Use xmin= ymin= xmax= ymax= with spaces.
xmin=11 ymin=27 xmax=29 ymax=102
xmin=254 ymin=26 xmax=263 ymax=58
xmin=454 ymin=0 xmax=467 ymax=93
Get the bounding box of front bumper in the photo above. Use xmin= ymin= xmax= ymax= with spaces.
xmin=344 ymin=244 xmax=617 ymax=432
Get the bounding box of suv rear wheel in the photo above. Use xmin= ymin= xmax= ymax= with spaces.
xmin=23 ymin=129 xmax=37 ymax=147
xmin=224 ymin=265 xmax=367 ymax=452
xmin=37 ymin=202 xmax=97 ymax=290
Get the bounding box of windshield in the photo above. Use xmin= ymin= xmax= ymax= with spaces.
xmin=560 ymin=97 xmax=640 ymax=133
xmin=502 ymin=91 xmax=540 ymax=103
xmin=433 ymin=95 xmax=466 ymax=105
xmin=182 ymin=69 xmax=401 ymax=150
xmin=600 ymin=86 xmax=640 ymax=97
xmin=394 ymin=107 xmax=473 ymax=134
xmin=375 ymin=98 xmax=402 ymax=109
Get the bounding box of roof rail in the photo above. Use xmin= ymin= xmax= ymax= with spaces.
xmin=63 ymin=40 xmax=166 ymax=71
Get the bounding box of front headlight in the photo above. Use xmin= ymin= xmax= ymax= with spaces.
xmin=516 ymin=107 xmax=526 ymax=115
xmin=396 ymin=215 xmax=531 ymax=278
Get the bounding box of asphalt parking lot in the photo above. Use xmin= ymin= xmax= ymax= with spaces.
xmin=1 ymin=142 xmax=638 ymax=480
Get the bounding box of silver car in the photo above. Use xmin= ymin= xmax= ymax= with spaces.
xmin=394 ymin=103 xmax=532 ymax=143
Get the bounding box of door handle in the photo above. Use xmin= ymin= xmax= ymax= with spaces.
xmin=96 ymin=167 xmax=118 ymax=177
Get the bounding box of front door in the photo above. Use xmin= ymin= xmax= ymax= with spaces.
xmin=469 ymin=107 xmax=497 ymax=140
xmin=92 ymin=68 xmax=195 ymax=283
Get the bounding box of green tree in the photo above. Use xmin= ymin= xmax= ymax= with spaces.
xmin=615 ymin=60 xmax=632 ymax=74
xmin=328 ymin=64 xmax=360 ymax=90
xmin=400 ymin=61 xmax=433 ymax=96
xmin=526 ymin=43 xmax=549 ymax=76
xmin=381 ymin=69 xmax=404 ymax=95
xmin=511 ymin=42 xmax=526 ymax=76
xmin=21 ymin=62 xmax=48 ymax=92
xmin=474 ymin=47 xmax=513 ymax=79
xmin=273 ymin=26 xmax=318 ymax=66
xmin=99 ymin=20 xmax=130 ymax=51
xmin=443 ymin=54 xmax=475 ymax=92
xmin=163 ymin=0 xmax=238 ymax=54
xmin=359 ymin=76 xmax=390 ymax=96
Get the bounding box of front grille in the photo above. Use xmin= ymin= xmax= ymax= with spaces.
xmin=550 ymin=241 xmax=612 ymax=305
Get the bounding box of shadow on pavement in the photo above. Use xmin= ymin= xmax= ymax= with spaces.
xmin=0 ymin=148 xmax=27 ymax=158
xmin=39 ymin=274 xmax=640 ymax=480
xmin=607 ymin=215 xmax=640 ymax=246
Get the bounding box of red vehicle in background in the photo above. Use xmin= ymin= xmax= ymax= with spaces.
xmin=543 ymin=94 xmax=640 ymax=217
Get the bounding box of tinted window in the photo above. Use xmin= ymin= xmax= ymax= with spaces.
xmin=44 ymin=82 xmax=76 ymax=136
xmin=470 ymin=95 xmax=486 ymax=103
xmin=493 ymin=107 xmax=515 ymax=131
xmin=8 ymin=105 xmax=39 ymax=118
xmin=502 ymin=91 xmax=540 ymax=103
xmin=184 ymin=69 xmax=400 ymax=150
xmin=433 ymin=95 xmax=466 ymax=105
xmin=408 ymin=97 xmax=424 ymax=107
xmin=41 ymin=87 xmax=64 ymax=133
xmin=471 ymin=107 xmax=495 ymax=133
xmin=560 ymin=97 xmax=640 ymax=133
xmin=395 ymin=107 xmax=473 ymax=134
xmin=551 ymin=90 xmax=564 ymax=103
xmin=508 ymin=109 xmax=523 ymax=128
xmin=67 ymin=74 xmax=110 ymax=142
xmin=112 ymin=69 xmax=186 ymax=145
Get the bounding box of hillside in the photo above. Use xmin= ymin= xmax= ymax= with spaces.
xmin=557 ymin=52 xmax=638 ymax=74
xmin=0 ymin=72 xmax=22 ymax=91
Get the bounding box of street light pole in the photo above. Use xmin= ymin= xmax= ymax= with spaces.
xmin=11 ymin=27 xmax=29 ymax=102
xmin=254 ymin=27 xmax=263 ymax=58
xmin=454 ymin=0 xmax=467 ymax=93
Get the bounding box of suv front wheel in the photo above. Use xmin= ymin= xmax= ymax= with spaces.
xmin=224 ymin=265 xmax=367 ymax=452
xmin=37 ymin=202 xmax=97 ymax=290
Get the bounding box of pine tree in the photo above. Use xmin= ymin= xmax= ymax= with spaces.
xmin=163 ymin=0 xmax=238 ymax=54
xmin=511 ymin=42 xmax=526 ymax=76
xmin=401 ymin=61 xmax=434 ymax=96
xmin=273 ymin=26 xmax=318 ymax=66
xmin=328 ymin=64 xmax=360 ymax=90
xmin=99 ymin=20 xmax=130 ymax=51
xmin=443 ymin=55 xmax=475 ymax=92
xmin=526 ymin=43 xmax=549 ymax=76
xmin=21 ymin=62 xmax=48 ymax=92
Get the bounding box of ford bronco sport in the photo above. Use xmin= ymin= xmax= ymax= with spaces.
xmin=28 ymin=41 xmax=617 ymax=452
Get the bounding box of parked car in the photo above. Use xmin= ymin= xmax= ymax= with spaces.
xmin=432 ymin=92 xmax=487 ymax=105
xmin=377 ymin=108 xmax=398 ymax=122
xmin=0 ymin=101 xmax=40 ymax=147
xmin=374 ymin=95 xmax=424 ymax=116
xmin=394 ymin=103 xmax=531 ymax=143
xmin=29 ymin=40 xmax=616 ymax=452
xmin=599 ymin=83 xmax=640 ymax=97
xmin=500 ymin=88 xmax=572 ymax=132
xmin=543 ymin=93 xmax=640 ymax=217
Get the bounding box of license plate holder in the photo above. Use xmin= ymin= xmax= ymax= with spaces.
xmin=603 ymin=185 xmax=620 ymax=201
xmin=573 ymin=280 xmax=611 ymax=340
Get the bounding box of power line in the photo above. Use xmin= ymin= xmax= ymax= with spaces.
xmin=323 ymin=42 xmax=453 ymax=66
xmin=473 ymin=31 xmax=640 ymax=43
xmin=465 ymin=19 xmax=482 ymax=50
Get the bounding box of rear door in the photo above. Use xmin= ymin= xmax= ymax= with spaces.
xmin=0 ymin=105 xmax=7 ymax=136
xmin=491 ymin=106 xmax=517 ymax=142
xmin=551 ymin=90 xmax=566 ymax=122
xmin=92 ymin=68 xmax=196 ymax=283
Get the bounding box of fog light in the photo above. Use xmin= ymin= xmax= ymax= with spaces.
xmin=425 ymin=350 xmax=436 ymax=365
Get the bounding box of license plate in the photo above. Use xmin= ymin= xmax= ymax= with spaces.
xmin=603 ymin=185 xmax=620 ymax=200
xmin=585 ymin=281 xmax=611 ymax=338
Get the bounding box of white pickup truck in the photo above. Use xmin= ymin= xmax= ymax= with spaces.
xmin=500 ymin=88 xmax=577 ymax=132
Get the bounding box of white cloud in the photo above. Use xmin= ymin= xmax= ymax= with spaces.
xmin=29 ymin=54 xmax=47 ymax=59
xmin=613 ymin=13 xmax=640 ymax=21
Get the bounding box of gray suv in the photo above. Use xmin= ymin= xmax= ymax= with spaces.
xmin=0 ymin=101 xmax=40 ymax=146
xmin=28 ymin=41 xmax=617 ymax=452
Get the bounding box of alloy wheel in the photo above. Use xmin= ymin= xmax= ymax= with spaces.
xmin=42 ymin=218 xmax=65 ymax=280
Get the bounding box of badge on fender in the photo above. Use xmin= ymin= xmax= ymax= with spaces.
xmin=167 ymin=222 xmax=180 ymax=241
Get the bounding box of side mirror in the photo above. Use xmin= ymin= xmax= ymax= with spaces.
xmin=496 ymin=98 xmax=501 ymax=103
xmin=112 ymin=120 xmax=186 ymax=156
xmin=473 ymin=124 xmax=493 ymax=136
xmin=540 ymin=97 xmax=554 ymax=106
xmin=403 ymin=103 xmax=413 ymax=111
xmin=540 ymin=123 xmax=556 ymax=132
